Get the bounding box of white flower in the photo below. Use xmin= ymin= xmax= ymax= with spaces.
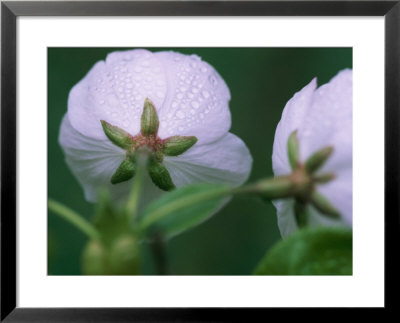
xmin=59 ymin=49 xmax=252 ymax=206
xmin=272 ymin=69 xmax=352 ymax=237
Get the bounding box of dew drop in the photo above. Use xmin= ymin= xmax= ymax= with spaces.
xmin=176 ymin=110 xmax=185 ymax=119
xmin=192 ymin=88 xmax=199 ymax=94
xmin=209 ymin=74 xmax=218 ymax=86
xmin=177 ymin=93 xmax=183 ymax=100
xmin=190 ymin=109 xmax=195 ymax=115
xmin=172 ymin=101 xmax=178 ymax=108
xmin=202 ymin=90 xmax=210 ymax=99
xmin=178 ymin=126 xmax=184 ymax=131
xmin=191 ymin=101 xmax=200 ymax=109
xmin=141 ymin=60 xmax=150 ymax=67
xmin=134 ymin=66 xmax=142 ymax=73
xmin=156 ymin=91 xmax=164 ymax=99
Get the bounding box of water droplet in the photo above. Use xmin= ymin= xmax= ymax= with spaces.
xmin=209 ymin=74 xmax=218 ymax=86
xmin=118 ymin=87 xmax=123 ymax=92
xmin=201 ymin=67 xmax=207 ymax=73
xmin=174 ymin=56 xmax=181 ymax=62
xmin=191 ymin=101 xmax=199 ymax=109
xmin=141 ymin=60 xmax=150 ymax=67
xmin=190 ymin=109 xmax=195 ymax=115
xmin=178 ymin=126 xmax=184 ymax=131
xmin=200 ymin=113 xmax=204 ymax=119
xmin=134 ymin=66 xmax=142 ymax=73
xmin=156 ymin=91 xmax=164 ymax=99
xmin=180 ymin=86 xmax=186 ymax=92
xmin=172 ymin=101 xmax=178 ymax=108
xmin=177 ymin=93 xmax=183 ymax=99
xmin=192 ymin=88 xmax=199 ymax=94
xmin=99 ymin=100 xmax=105 ymax=105
xmin=176 ymin=110 xmax=185 ymax=119
xmin=202 ymin=90 xmax=210 ymax=99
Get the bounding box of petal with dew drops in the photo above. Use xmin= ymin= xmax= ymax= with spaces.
xmin=155 ymin=51 xmax=232 ymax=145
xmin=68 ymin=49 xmax=167 ymax=140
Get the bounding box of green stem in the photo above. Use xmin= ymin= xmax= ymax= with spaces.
xmin=48 ymin=199 xmax=100 ymax=240
xmin=125 ymin=155 xmax=147 ymax=223
xmin=150 ymin=232 xmax=169 ymax=275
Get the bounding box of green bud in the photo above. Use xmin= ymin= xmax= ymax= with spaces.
xmin=305 ymin=146 xmax=334 ymax=174
xmin=310 ymin=191 xmax=341 ymax=219
xmin=162 ymin=136 xmax=198 ymax=156
xmin=109 ymin=235 xmax=140 ymax=275
xmin=111 ymin=158 xmax=136 ymax=184
xmin=141 ymin=98 xmax=159 ymax=136
xmin=81 ymin=239 xmax=107 ymax=275
xmin=287 ymin=130 xmax=300 ymax=170
xmin=254 ymin=176 xmax=294 ymax=199
xmin=148 ymin=161 xmax=175 ymax=191
xmin=100 ymin=120 xmax=135 ymax=150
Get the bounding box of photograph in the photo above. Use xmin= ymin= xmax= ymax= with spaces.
xmin=48 ymin=47 xmax=353 ymax=276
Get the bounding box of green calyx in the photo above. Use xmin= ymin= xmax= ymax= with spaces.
xmin=255 ymin=130 xmax=340 ymax=224
xmin=100 ymin=98 xmax=197 ymax=191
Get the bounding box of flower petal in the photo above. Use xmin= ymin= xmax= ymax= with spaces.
xmin=154 ymin=51 xmax=232 ymax=144
xmin=163 ymin=133 xmax=252 ymax=187
xmin=59 ymin=114 xmax=163 ymax=205
xmin=272 ymin=78 xmax=317 ymax=175
xmin=68 ymin=49 xmax=167 ymax=140
xmin=299 ymin=69 xmax=352 ymax=173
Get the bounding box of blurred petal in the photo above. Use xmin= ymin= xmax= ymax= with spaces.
xmin=299 ymin=69 xmax=352 ymax=172
xmin=163 ymin=133 xmax=252 ymax=187
xmin=68 ymin=49 xmax=167 ymax=140
xmin=272 ymin=78 xmax=317 ymax=176
xmin=59 ymin=115 xmax=163 ymax=204
xmin=155 ymin=51 xmax=232 ymax=144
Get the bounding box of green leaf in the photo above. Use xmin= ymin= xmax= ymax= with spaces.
xmin=138 ymin=183 xmax=231 ymax=238
xmin=254 ymin=227 xmax=352 ymax=275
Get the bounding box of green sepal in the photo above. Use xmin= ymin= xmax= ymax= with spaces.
xmin=141 ymin=98 xmax=159 ymax=136
xmin=314 ymin=172 xmax=336 ymax=184
xmin=310 ymin=191 xmax=341 ymax=219
xmin=148 ymin=161 xmax=175 ymax=191
xmin=111 ymin=158 xmax=136 ymax=185
xmin=294 ymin=201 xmax=308 ymax=228
xmin=305 ymin=146 xmax=334 ymax=174
xmin=287 ymin=130 xmax=300 ymax=170
xmin=162 ymin=136 xmax=198 ymax=156
xmin=100 ymin=120 xmax=135 ymax=150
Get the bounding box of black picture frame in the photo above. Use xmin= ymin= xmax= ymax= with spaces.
xmin=1 ymin=0 xmax=399 ymax=321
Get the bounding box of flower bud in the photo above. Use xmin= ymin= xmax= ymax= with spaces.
xmin=108 ymin=234 xmax=140 ymax=275
xmin=81 ymin=239 xmax=107 ymax=275
xmin=162 ymin=136 xmax=198 ymax=156
xmin=141 ymin=98 xmax=159 ymax=136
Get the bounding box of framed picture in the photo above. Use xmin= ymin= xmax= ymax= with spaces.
xmin=1 ymin=0 xmax=398 ymax=320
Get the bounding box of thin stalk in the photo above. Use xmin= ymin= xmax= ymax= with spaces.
xmin=150 ymin=232 xmax=169 ymax=275
xmin=48 ymin=199 xmax=100 ymax=240
xmin=125 ymin=156 xmax=146 ymax=223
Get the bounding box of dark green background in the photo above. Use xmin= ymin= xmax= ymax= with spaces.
xmin=48 ymin=48 xmax=352 ymax=275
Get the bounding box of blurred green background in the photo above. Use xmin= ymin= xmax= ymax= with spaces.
xmin=48 ymin=47 xmax=352 ymax=275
